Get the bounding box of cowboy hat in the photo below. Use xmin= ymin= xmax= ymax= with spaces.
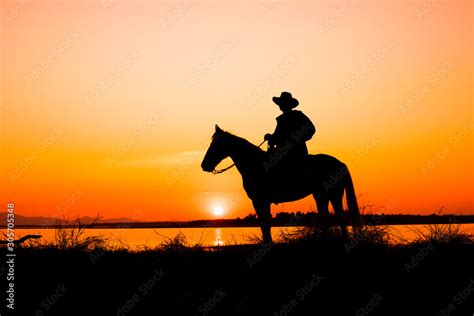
xmin=272 ymin=91 xmax=299 ymax=109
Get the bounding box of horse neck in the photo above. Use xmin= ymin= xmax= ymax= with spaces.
xmin=226 ymin=134 xmax=263 ymax=176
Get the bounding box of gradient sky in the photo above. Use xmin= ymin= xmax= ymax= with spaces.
xmin=1 ymin=0 xmax=473 ymax=221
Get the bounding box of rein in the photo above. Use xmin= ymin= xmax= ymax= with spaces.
xmin=212 ymin=139 xmax=267 ymax=175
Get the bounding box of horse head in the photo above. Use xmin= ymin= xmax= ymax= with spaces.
xmin=201 ymin=125 xmax=231 ymax=173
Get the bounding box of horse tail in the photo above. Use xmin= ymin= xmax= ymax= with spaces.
xmin=344 ymin=166 xmax=361 ymax=230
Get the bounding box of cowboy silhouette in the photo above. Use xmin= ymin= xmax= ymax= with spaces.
xmin=264 ymin=92 xmax=315 ymax=173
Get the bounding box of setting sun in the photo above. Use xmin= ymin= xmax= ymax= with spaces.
xmin=212 ymin=205 xmax=225 ymax=217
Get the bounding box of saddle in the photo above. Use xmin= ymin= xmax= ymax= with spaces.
xmin=263 ymin=152 xmax=310 ymax=187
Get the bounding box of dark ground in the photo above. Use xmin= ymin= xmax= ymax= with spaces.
xmin=1 ymin=239 xmax=473 ymax=316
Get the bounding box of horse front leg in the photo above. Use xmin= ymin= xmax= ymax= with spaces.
xmin=314 ymin=194 xmax=330 ymax=236
xmin=252 ymin=200 xmax=273 ymax=244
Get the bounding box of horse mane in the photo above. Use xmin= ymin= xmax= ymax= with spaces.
xmin=222 ymin=131 xmax=265 ymax=156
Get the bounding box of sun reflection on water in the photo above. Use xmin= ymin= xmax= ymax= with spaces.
xmin=214 ymin=228 xmax=224 ymax=246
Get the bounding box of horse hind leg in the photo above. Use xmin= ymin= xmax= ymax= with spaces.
xmin=331 ymin=196 xmax=348 ymax=239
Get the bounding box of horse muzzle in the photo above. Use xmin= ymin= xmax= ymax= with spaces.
xmin=201 ymin=162 xmax=214 ymax=173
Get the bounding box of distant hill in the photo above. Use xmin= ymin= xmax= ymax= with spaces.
xmin=0 ymin=213 xmax=141 ymax=227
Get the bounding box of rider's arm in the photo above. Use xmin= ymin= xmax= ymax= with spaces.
xmin=299 ymin=112 xmax=316 ymax=141
xmin=270 ymin=119 xmax=285 ymax=145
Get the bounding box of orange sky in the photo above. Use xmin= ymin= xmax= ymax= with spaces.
xmin=1 ymin=0 xmax=473 ymax=221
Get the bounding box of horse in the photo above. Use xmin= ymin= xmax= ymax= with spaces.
xmin=201 ymin=125 xmax=360 ymax=243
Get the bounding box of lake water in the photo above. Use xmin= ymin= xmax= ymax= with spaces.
xmin=13 ymin=224 xmax=474 ymax=250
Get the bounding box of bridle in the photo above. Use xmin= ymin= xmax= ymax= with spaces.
xmin=212 ymin=139 xmax=267 ymax=175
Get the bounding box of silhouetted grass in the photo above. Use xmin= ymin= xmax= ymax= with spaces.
xmin=52 ymin=225 xmax=107 ymax=250
xmin=279 ymin=223 xmax=391 ymax=247
xmin=10 ymin=219 xmax=472 ymax=253
xmin=156 ymin=231 xmax=192 ymax=252
xmin=411 ymin=223 xmax=473 ymax=245
xmin=14 ymin=216 xmax=108 ymax=251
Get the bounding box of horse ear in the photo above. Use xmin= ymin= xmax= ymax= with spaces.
xmin=215 ymin=124 xmax=223 ymax=133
